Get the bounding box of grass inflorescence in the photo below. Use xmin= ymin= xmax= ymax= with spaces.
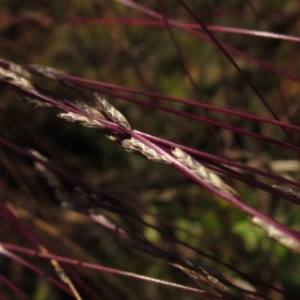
xmin=0 ymin=1 xmax=300 ymax=299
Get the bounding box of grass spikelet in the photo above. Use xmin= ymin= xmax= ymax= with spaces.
xmin=251 ymin=217 xmax=300 ymax=254
xmin=172 ymin=147 xmax=239 ymax=197
xmin=57 ymin=102 xmax=105 ymax=129
xmin=94 ymin=93 xmax=132 ymax=130
xmin=29 ymin=64 xmax=66 ymax=79
xmin=0 ymin=67 xmax=35 ymax=92
xmin=272 ymin=185 xmax=300 ymax=200
xmin=17 ymin=94 xmax=53 ymax=108
xmin=8 ymin=63 xmax=32 ymax=80
xmin=122 ymin=138 xmax=171 ymax=164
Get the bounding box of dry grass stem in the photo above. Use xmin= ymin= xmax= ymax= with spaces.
xmin=170 ymin=261 xmax=239 ymax=300
xmin=38 ymin=245 xmax=83 ymax=300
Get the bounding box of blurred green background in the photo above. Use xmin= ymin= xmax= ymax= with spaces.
xmin=0 ymin=1 xmax=300 ymax=299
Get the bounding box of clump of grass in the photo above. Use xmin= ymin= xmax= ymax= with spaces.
xmin=0 ymin=1 xmax=300 ymax=299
